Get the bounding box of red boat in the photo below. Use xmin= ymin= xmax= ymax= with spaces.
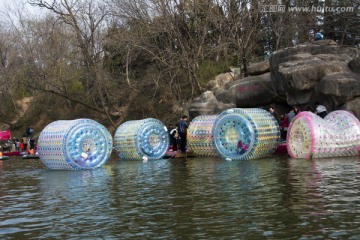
xmin=2 ymin=151 xmax=25 ymax=157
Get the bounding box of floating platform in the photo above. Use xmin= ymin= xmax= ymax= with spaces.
xmin=274 ymin=143 xmax=288 ymax=155
xmin=163 ymin=151 xmax=195 ymax=159
xmin=2 ymin=151 xmax=26 ymax=157
xmin=22 ymin=154 xmax=40 ymax=159
xmin=165 ymin=143 xmax=288 ymax=159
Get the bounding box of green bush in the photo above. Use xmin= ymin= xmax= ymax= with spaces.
xmin=68 ymin=79 xmax=84 ymax=95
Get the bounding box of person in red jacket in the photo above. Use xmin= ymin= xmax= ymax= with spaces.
xmin=237 ymin=140 xmax=249 ymax=154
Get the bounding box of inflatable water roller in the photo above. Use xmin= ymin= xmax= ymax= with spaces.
xmin=188 ymin=108 xmax=280 ymax=160
xmin=187 ymin=115 xmax=218 ymax=157
xmin=37 ymin=119 xmax=113 ymax=170
xmin=114 ymin=118 xmax=169 ymax=160
xmin=287 ymin=110 xmax=360 ymax=159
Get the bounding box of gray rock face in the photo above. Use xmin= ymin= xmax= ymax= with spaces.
xmin=188 ymin=91 xmax=236 ymax=119
xmin=270 ymin=43 xmax=358 ymax=104
xmin=216 ymin=73 xmax=277 ymax=107
xmin=189 ymin=41 xmax=360 ymax=119
xmin=206 ymin=72 xmax=236 ymax=91
xmin=349 ymin=57 xmax=360 ymax=73
xmin=340 ymin=97 xmax=360 ymax=119
xmin=318 ymin=73 xmax=360 ymax=97
xmin=247 ymin=61 xmax=270 ymax=76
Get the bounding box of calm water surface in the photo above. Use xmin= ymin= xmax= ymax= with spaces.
xmin=1 ymin=155 xmax=360 ymax=239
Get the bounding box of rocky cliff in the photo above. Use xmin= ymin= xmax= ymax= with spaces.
xmin=189 ymin=40 xmax=360 ymax=119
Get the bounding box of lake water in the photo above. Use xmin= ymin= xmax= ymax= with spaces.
xmin=1 ymin=155 xmax=360 ymax=239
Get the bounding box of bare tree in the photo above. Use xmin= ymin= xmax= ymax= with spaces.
xmin=108 ymin=0 xmax=224 ymax=98
xmin=29 ymin=0 xmax=117 ymax=126
xmin=324 ymin=0 xmax=360 ymax=45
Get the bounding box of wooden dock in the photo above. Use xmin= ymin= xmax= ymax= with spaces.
xmin=163 ymin=151 xmax=195 ymax=159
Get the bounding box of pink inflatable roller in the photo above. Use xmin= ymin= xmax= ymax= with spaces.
xmin=287 ymin=110 xmax=360 ymax=159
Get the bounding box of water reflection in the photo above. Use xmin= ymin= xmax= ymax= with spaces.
xmin=40 ymin=167 xmax=110 ymax=190
xmin=287 ymin=158 xmax=326 ymax=212
xmin=1 ymin=156 xmax=360 ymax=239
xmin=37 ymin=168 xmax=113 ymax=238
xmin=313 ymin=157 xmax=360 ymax=238
xmin=285 ymin=157 xmax=360 ymax=239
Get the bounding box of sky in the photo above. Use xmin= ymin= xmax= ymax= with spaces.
xmin=0 ymin=0 xmax=45 ymax=18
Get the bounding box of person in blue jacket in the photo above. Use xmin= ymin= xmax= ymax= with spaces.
xmin=176 ymin=116 xmax=188 ymax=153
xmin=314 ymin=29 xmax=324 ymax=41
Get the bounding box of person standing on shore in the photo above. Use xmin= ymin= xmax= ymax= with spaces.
xmin=26 ymin=126 xmax=31 ymax=138
xmin=269 ymin=106 xmax=279 ymax=123
xmin=29 ymin=138 xmax=35 ymax=150
xmin=168 ymin=124 xmax=174 ymax=140
xmin=15 ymin=139 xmax=20 ymax=151
xmin=22 ymin=135 xmax=28 ymax=151
xmin=314 ymin=29 xmax=324 ymax=41
xmin=280 ymin=115 xmax=289 ymax=141
xmin=169 ymin=126 xmax=178 ymax=152
xmin=315 ymin=103 xmax=327 ymax=118
xmin=294 ymin=106 xmax=301 ymax=116
xmin=176 ymin=115 xmax=188 ymax=153
xmin=269 ymin=107 xmax=275 ymax=115
xmin=25 ymin=125 xmax=34 ymax=138
xmin=287 ymin=107 xmax=296 ymax=123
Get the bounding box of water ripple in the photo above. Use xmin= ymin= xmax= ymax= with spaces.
xmin=1 ymin=156 xmax=360 ymax=239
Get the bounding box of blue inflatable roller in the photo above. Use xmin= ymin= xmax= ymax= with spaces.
xmin=212 ymin=108 xmax=280 ymax=160
xmin=37 ymin=119 xmax=113 ymax=170
xmin=114 ymin=118 xmax=169 ymax=160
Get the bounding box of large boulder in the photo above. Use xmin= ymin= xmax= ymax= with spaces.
xmin=340 ymin=97 xmax=360 ymax=119
xmin=286 ymin=89 xmax=315 ymax=106
xmin=247 ymin=60 xmax=270 ymax=76
xmin=269 ymin=42 xmax=359 ymax=110
xmin=189 ymin=41 xmax=360 ymax=116
xmin=318 ymin=73 xmax=360 ymax=98
xmin=216 ymin=73 xmax=279 ymax=107
xmin=314 ymin=72 xmax=360 ymax=109
xmin=277 ymin=56 xmax=346 ymax=91
xmin=206 ymin=72 xmax=235 ymax=91
xmin=349 ymin=57 xmax=360 ymax=74
xmin=188 ymin=91 xmax=236 ymax=119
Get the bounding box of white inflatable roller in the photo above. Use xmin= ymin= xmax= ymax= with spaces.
xmin=287 ymin=110 xmax=360 ymax=159
xmin=37 ymin=119 xmax=113 ymax=170
xmin=114 ymin=118 xmax=169 ymax=160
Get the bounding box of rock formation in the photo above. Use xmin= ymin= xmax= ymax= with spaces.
xmin=189 ymin=40 xmax=360 ymax=119
xmin=189 ymin=91 xmax=236 ymax=119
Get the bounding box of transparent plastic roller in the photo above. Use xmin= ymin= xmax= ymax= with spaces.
xmin=114 ymin=118 xmax=169 ymax=160
xmin=212 ymin=108 xmax=280 ymax=161
xmin=187 ymin=115 xmax=218 ymax=157
xmin=37 ymin=119 xmax=113 ymax=170
xmin=287 ymin=111 xmax=360 ymax=159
